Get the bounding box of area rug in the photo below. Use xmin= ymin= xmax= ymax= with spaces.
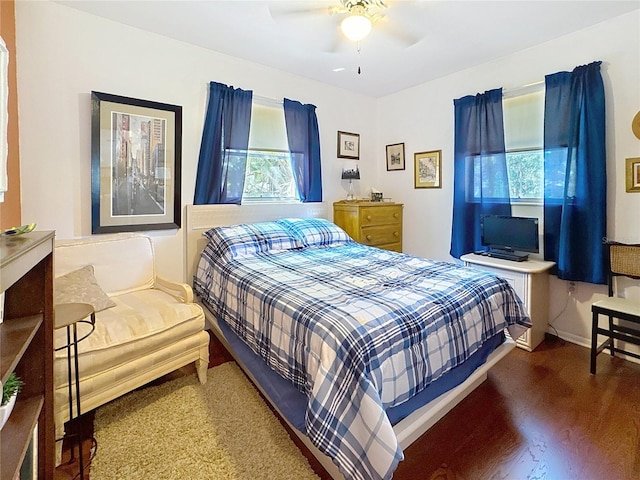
xmin=90 ymin=362 xmax=320 ymax=479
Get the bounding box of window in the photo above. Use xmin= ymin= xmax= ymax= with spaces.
xmin=243 ymin=102 xmax=297 ymax=202
xmin=503 ymin=87 xmax=544 ymax=202
xmin=244 ymin=150 xmax=297 ymax=200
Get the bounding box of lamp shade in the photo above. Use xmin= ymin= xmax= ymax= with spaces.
xmin=341 ymin=13 xmax=372 ymax=42
xmin=341 ymin=167 xmax=360 ymax=180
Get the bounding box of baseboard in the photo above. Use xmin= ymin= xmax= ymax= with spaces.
xmin=547 ymin=327 xmax=640 ymax=366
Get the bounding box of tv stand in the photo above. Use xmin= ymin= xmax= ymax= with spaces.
xmin=461 ymin=253 xmax=555 ymax=351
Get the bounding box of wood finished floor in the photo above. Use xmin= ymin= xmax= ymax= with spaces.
xmin=55 ymin=334 xmax=640 ymax=480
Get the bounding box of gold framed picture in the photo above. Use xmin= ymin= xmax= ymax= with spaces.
xmin=626 ymin=157 xmax=640 ymax=193
xmin=414 ymin=150 xmax=442 ymax=188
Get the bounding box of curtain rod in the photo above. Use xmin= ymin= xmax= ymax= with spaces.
xmin=253 ymin=94 xmax=283 ymax=107
xmin=503 ymin=80 xmax=544 ymax=99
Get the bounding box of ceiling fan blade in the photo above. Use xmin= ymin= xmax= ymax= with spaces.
xmin=377 ymin=16 xmax=421 ymax=47
xmin=325 ymin=23 xmax=345 ymax=53
xmin=268 ymin=5 xmax=332 ymax=21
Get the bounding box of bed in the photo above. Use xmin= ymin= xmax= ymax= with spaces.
xmin=185 ymin=203 xmax=530 ymax=480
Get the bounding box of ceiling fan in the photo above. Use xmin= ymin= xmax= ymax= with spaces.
xmin=269 ymin=0 xmax=398 ymax=45
xmin=329 ymin=0 xmax=388 ymax=42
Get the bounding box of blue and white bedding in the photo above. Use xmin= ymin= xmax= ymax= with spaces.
xmin=194 ymin=219 xmax=531 ymax=480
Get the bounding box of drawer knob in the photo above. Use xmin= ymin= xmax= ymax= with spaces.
xmin=394 ymin=231 xmax=399 ymax=237
xmin=393 ymin=212 xmax=399 ymax=218
xmin=366 ymin=235 xmax=372 ymax=241
xmin=366 ymin=215 xmax=372 ymax=221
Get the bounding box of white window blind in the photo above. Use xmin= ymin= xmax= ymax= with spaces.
xmin=503 ymin=88 xmax=544 ymax=151
xmin=248 ymin=102 xmax=288 ymax=151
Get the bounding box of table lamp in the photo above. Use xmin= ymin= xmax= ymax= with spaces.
xmin=341 ymin=166 xmax=360 ymax=201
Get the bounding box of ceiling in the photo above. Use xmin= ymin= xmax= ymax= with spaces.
xmin=57 ymin=0 xmax=640 ymax=98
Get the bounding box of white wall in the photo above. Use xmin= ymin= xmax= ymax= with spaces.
xmin=15 ymin=0 xmax=376 ymax=280
xmin=375 ymin=11 xmax=640 ymax=351
xmin=15 ymin=2 xmax=640 ymax=353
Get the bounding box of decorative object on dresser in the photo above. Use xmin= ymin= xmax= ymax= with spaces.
xmin=91 ymin=91 xmax=183 ymax=233
xmin=414 ymin=149 xmax=442 ymax=188
xmin=333 ymin=200 xmax=403 ymax=252
xmin=386 ymin=142 xmax=405 ymax=171
xmin=461 ymin=253 xmax=555 ymax=351
xmin=337 ymin=130 xmax=360 ymax=159
xmin=626 ymin=157 xmax=640 ymax=192
xmin=370 ymin=189 xmax=383 ymax=202
xmin=341 ymin=166 xmax=360 ymax=201
xmin=0 ymin=230 xmax=56 ymax=479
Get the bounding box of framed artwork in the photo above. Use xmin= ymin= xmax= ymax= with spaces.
xmin=626 ymin=157 xmax=640 ymax=193
xmin=337 ymin=131 xmax=360 ymax=159
xmin=91 ymin=91 xmax=182 ymax=233
xmin=386 ymin=143 xmax=405 ymax=171
xmin=414 ymin=150 xmax=442 ymax=188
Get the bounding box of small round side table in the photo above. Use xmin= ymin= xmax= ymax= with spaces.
xmin=54 ymin=303 xmax=96 ymax=480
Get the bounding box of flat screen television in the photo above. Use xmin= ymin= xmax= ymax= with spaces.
xmin=480 ymin=215 xmax=539 ymax=261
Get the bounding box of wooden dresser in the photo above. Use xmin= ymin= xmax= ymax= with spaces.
xmin=333 ymin=201 xmax=403 ymax=252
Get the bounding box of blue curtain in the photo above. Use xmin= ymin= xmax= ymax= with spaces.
xmin=450 ymin=88 xmax=511 ymax=258
xmin=544 ymin=61 xmax=606 ymax=284
xmin=194 ymin=81 xmax=253 ymax=204
xmin=283 ymin=98 xmax=323 ymax=202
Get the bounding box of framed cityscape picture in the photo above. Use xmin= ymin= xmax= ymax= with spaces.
xmin=91 ymin=91 xmax=182 ymax=233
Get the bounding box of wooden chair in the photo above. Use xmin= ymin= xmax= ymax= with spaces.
xmin=590 ymin=241 xmax=640 ymax=373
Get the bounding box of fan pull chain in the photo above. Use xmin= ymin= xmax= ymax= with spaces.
xmin=357 ymin=41 xmax=362 ymax=75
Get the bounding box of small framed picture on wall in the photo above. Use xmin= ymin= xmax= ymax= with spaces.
xmin=414 ymin=150 xmax=442 ymax=188
xmin=337 ymin=131 xmax=360 ymax=159
xmin=386 ymin=143 xmax=405 ymax=171
xmin=626 ymin=157 xmax=640 ymax=192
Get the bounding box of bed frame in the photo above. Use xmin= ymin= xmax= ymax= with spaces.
xmin=185 ymin=203 xmax=516 ymax=479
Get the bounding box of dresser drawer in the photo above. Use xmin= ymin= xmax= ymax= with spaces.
xmin=360 ymin=225 xmax=402 ymax=247
xmin=358 ymin=205 xmax=402 ymax=226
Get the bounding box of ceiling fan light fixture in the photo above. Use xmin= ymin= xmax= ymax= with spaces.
xmin=340 ymin=12 xmax=372 ymax=42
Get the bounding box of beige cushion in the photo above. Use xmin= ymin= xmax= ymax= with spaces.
xmin=54 ymin=265 xmax=116 ymax=312
xmin=53 ymin=288 xmax=205 ymax=389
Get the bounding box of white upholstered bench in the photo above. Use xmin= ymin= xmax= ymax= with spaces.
xmin=53 ymin=234 xmax=209 ymax=451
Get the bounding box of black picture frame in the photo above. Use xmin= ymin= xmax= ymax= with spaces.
xmin=91 ymin=91 xmax=182 ymax=233
xmin=337 ymin=131 xmax=360 ymax=159
xmin=386 ymin=143 xmax=405 ymax=171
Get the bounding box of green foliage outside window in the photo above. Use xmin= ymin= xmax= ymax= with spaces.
xmin=506 ymin=150 xmax=544 ymax=200
xmin=243 ymin=150 xmax=296 ymax=200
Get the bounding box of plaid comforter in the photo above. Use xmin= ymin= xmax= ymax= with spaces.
xmin=194 ymin=242 xmax=530 ymax=480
